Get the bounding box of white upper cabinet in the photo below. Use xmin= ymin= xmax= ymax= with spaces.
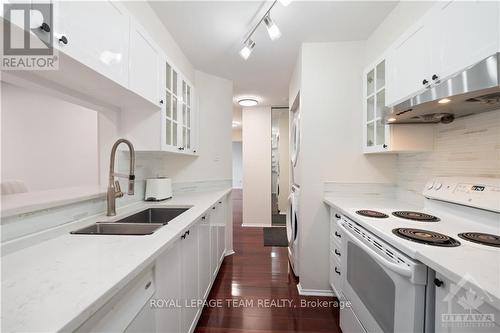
xmin=385 ymin=0 xmax=499 ymax=107
xmin=385 ymin=20 xmax=432 ymax=106
xmin=431 ymin=0 xmax=499 ymax=81
xmin=129 ymin=20 xmax=161 ymax=106
xmin=54 ymin=1 xmax=130 ymax=87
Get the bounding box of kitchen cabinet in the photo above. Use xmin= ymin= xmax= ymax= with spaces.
xmin=385 ymin=1 xmax=499 ymax=107
xmin=198 ymin=213 xmax=212 ymax=300
xmin=210 ymin=204 xmax=219 ymax=278
xmin=181 ymin=223 xmax=200 ymax=333
xmin=434 ymin=272 xmax=500 ymax=333
xmin=363 ymin=59 xmax=434 ymax=154
xmin=53 ymin=0 xmax=130 ymax=87
xmin=129 ymin=20 xmax=161 ymax=106
xmin=216 ymin=200 xmax=226 ymax=263
xmin=161 ymin=61 xmax=197 ymax=154
xmin=328 ymin=209 xmax=343 ymax=298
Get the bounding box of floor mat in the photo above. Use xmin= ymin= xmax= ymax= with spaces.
xmin=263 ymin=227 xmax=288 ymax=247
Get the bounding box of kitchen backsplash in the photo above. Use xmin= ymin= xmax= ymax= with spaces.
xmin=397 ymin=109 xmax=500 ymax=204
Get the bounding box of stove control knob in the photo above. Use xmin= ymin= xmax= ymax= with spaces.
xmin=434 ymin=183 xmax=442 ymax=190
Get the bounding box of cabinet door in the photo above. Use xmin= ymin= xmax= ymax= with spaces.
xmin=431 ymin=0 xmax=499 ymax=81
xmin=181 ymin=223 xmax=199 ymax=333
xmin=198 ymin=214 xmax=211 ymax=300
xmin=124 ymin=301 xmax=155 ymax=333
xmin=217 ymin=201 xmax=226 ymax=263
xmin=54 ymin=1 xmax=130 ymax=87
xmin=210 ymin=207 xmax=219 ymax=278
xmin=386 ymin=22 xmax=432 ymax=106
xmin=155 ymin=242 xmax=182 ymax=333
xmin=129 ymin=20 xmax=160 ymax=105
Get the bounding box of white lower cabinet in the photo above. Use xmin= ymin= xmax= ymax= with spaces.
xmin=181 ymin=223 xmax=200 ymax=333
xmin=217 ymin=200 xmax=226 ymax=263
xmin=210 ymin=205 xmax=219 ymax=278
xmin=434 ymin=272 xmax=500 ymax=333
xmin=198 ymin=213 xmax=212 ymax=300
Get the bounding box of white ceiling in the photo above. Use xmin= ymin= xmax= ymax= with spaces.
xmin=150 ymin=1 xmax=398 ymax=107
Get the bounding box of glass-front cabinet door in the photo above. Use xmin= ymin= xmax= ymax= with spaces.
xmin=161 ymin=60 xmax=196 ymax=154
xmin=363 ymin=60 xmax=390 ymax=153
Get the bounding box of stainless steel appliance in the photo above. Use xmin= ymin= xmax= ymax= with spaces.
xmin=386 ymin=53 xmax=500 ymax=124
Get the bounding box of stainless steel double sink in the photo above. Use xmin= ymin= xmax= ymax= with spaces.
xmin=71 ymin=208 xmax=190 ymax=236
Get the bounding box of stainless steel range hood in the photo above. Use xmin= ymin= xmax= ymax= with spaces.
xmin=385 ymin=53 xmax=500 ymax=124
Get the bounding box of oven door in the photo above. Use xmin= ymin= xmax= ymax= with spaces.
xmin=338 ymin=220 xmax=427 ymax=333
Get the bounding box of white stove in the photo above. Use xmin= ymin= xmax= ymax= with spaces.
xmin=331 ymin=177 xmax=500 ymax=333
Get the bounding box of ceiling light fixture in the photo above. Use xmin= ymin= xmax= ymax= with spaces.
xmin=238 ymin=98 xmax=258 ymax=107
xmin=438 ymin=98 xmax=451 ymax=104
xmin=238 ymin=0 xmax=285 ymax=59
xmin=264 ymin=14 xmax=281 ymax=40
xmin=239 ymin=39 xmax=256 ymax=60
xmin=387 ymin=117 xmax=397 ymax=122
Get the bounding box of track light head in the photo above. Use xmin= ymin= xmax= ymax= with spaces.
xmin=239 ymin=39 xmax=256 ymax=60
xmin=264 ymin=15 xmax=281 ymax=40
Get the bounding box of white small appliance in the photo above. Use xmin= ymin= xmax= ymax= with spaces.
xmin=145 ymin=178 xmax=172 ymax=201
xmin=287 ymin=184 xmax=300 ymax=276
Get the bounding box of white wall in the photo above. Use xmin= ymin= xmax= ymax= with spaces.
xmin=232 ymin=142 xmax=242 ymax=189
xmin=1 ymin=82 xmax=99 ymax=191
xmin=242 ymin=107 xmax=271 ymax=227
xmin=160 ymin=70 xmax=233 ymax=183
xmin=296 ymin=42 xmax=396 ymax=292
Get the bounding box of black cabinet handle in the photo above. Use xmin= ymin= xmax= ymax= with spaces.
xmin=383 ymin=144 xmax=388 ymax=149
xmin=145 ymin=281 xmax=152 ymax=290
xmin=432 ymin=74 xmax=439 ymax=81
xmin=434 ymin=278 xmax=444 ymax=287
xmin=58 ymin=35 xmax=68 ymax=45
xmin=335 ymin=231 xmax=341 ymax=238
xmin=218 ymin=201 xmax=222 ymax=204
xmin=202 ymin=216 xmax=206 ymax=220
xmin=186 ymin=230 xmax=190 ymax=236
xmin=212 ymin=206 xmax=216 ymax=210
xmin=334 ymin=267 xmax=341 ymax=275
xmin=334 ymin=249 xmax=341 ymax=257
xmin=422 ymin=79 xmax=429 ymax=85
xmin=159 ymin=99 xmax=164 ymax=105
xmin=40 ymin=23 xmax=50 ymax=32
xmin=335 ymin=214 xmax=341 ymax=219
xmin=178 ymin=147 xmax=184 ymax=151
xmin=181 ymin=232 xmax=186 ymax=239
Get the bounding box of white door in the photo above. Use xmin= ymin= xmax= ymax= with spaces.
xmin=198 ymin=214 xmax=211 ymax=299
xmin=53 ymin=1 xmax=130 ymax=87
xmin=181 ymin=223 xmax=199 ymax=333
xmin=386 ymin=22 xmax=432 ymax=106
xmin=431 ymin=0 xmax=499 ymax=81
xmin=129 ymin=20 xmax=160 ymax=105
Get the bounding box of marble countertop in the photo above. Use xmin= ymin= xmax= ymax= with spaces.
xmin=324 ymin=195 xmax=500 ymax=310
xmin=1 ymin=188 xmax=231 ymax=333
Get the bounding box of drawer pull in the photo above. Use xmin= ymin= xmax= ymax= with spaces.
xmin=334 ymin=249 xmax=341 ymax=257
xmin=145 ymin=281 xmax=152 ymax=290
xmin=335 ymin=214 xmax=341 ymax=219
xmin=335 ymin=267 xmax=341 ymax=275
xmin=335 ymin=231 xmax=341 ymax=238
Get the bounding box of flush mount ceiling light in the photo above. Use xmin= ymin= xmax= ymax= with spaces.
xmin=238 ymin=0 xmax=288 ymax=60
xmin=387 ymin=117 xmax=397 ymax=122
xmin=438 ymin=98 xmax=451 ymax=104
xmin=239 ymin=39 xmax=256 ymax=60
xmin=238 ymin=98 xmax=258 ymax=107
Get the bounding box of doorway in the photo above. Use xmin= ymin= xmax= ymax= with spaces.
xmin=271 ymin=107 xmax=290 ymax=226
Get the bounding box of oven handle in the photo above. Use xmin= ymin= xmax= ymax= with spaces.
xmin=338 ymin=223 xmax=413 ymax=278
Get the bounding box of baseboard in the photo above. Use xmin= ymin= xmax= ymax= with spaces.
xmin=297 ymin=283 xmax=335 ymax=297
xmin=225 ymin=249 xmax=235 ymax=256
xmin=241 ymin=223 xmax=269 ymax=227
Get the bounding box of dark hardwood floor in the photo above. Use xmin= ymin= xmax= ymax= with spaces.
xmin=195 ymin=190 xmax=341 ymax=333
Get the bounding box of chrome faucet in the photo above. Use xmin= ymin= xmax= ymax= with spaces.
xmin=107 ymin=139 xmax=135 ymax=216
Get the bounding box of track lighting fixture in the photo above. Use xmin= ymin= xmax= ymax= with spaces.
xmin=239 ymin=39 xmax=256 ymax=60
xmin=238 ymin=0 xmax=288 ymax=59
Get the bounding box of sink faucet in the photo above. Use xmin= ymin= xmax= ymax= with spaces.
xmin=107 ymin=139 xmax=135 ymax=216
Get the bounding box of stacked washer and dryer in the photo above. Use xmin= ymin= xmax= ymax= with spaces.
xmin=287 ymin=102 xmax=301 ymax=277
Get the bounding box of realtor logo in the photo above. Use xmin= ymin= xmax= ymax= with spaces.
xmin=2 ymin=2 xmax=58 ymax=69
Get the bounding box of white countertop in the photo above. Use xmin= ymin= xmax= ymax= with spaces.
xmin=324 ymin=195 xmax=500 ymax=310
xmin=1 ymin=188 xmax=231 ymax=333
